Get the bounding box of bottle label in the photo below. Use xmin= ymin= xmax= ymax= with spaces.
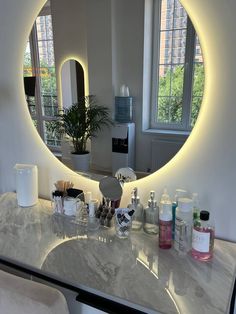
xmin=192 ymin=229 xmax=210 ymax=252
xmin=174 ymin=217 xmax=191 ymax=252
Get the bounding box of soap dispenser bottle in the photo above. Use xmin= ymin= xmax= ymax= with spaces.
xmin=143 ymin=191 xmax=159 ymax=235
xmin=128 ymin=188 xmax=143 ymax=231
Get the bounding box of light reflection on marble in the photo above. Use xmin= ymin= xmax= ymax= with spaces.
xmin=0 ymin=192 xmax=236 ymax=314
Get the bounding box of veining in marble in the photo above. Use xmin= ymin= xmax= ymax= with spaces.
xmin=0 ymin=192 xmax=236 ymax=314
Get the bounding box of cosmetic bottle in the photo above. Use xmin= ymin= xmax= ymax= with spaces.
xmin=159 ymin=202 xmax=172 ymax=249
xmin=143 ymin=191 xmax=159 ymax=235
xmin=192 ymin=210 xmax=214 ymax=261
xmin=172 ymin=189 xmax=187 ymax=239
xmin=174 ymin=198 xmax=193 ymax=254
xmin=128 ymin=188 xmax=143 ymax=231
xmin=192 ymin=193 xmax=200 ymax=223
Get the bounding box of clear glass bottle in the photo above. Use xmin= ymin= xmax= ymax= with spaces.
xmin=174 ymin=197 xmax=193 ymax=254
xmin=143 ymin=191 xmax=159 ymax=235
xmin=192 ymin=210 xmax=214 ymax=261
xmin=159 ymin=202 xmax=172 ymax=249
xmin=128 ymin=188 xmax=143 ymax=231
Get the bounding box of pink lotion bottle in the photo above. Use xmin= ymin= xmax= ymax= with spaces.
xmin=191 ymin=210 xmax=214 ymax=261
xmin=159 ymin=202 xmax=172 ymax=249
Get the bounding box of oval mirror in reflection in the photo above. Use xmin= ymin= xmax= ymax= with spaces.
xmin=23 ymin=0 xmax=204 ymax=182
xmin=61 ymin=59 xmax=85 ymax=108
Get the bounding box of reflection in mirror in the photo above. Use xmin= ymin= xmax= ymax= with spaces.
xmin=23 ymin=0 xmax=204 ymax=180
xmin=115 ymin=167 xmax=137 ymax=184
xmin=61 ymin=59 xmax=85 ymax=108
xmin=23 ymin=5 xmax=60 ymax=147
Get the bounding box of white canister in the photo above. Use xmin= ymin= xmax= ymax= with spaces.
xmin=14 ymin=164 xmax=38 ymax=207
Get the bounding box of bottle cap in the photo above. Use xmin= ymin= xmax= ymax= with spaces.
xmin=159 ymin=211 xmax=172 ymax=221
xmin=175 ymin=189 xmax=187 ymax=201
xmin=200 ymin=210 xmax=210 ymax=221
xmin=128 ymin=209 xmax=135 ymax=216
xmin=178 ymin=198 xmax=193 ymax=212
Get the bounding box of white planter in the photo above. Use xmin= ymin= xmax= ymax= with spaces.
xmin=71 ymin=152 xmax=90 ymax=172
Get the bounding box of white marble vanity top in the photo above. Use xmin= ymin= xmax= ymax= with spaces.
xmin=0 ymin=192 xmax=235 ymax=314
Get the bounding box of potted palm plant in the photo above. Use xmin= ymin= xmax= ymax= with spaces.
xmin=55 ymin=95 xmax=113 ymax=171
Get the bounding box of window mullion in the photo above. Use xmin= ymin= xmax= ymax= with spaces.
xmin=182 ymin=17 xmax=196 ymax=130
xmin=150 ymin=0 xmax=161 ymax=128
xmin=30 ymin=22 xmax=45 ymax=141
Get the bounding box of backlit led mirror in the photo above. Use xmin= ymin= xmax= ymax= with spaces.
xmin=23 ymin=0 xmax=204 ymax=180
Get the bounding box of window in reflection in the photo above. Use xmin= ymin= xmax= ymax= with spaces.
xmin=151 ymin=0 xmax=204 ymax=131
xmin=23 ymin=2 xmax=60 ymax=149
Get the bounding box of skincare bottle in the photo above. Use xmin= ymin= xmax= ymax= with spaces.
xmin=143 ymin=191 xmax=159 ymax=235
xmin=174 ymin=197 xmax=193 ymax=254
xmin=128 ymin=188 xmax=143 ymax=231
xmin=172 ymin=189 xmax=187 ymax=239
xmin=159 ymin=202 xmax=172 ymax=249
xmin=192 ymin=210 xmax=214 ymax=261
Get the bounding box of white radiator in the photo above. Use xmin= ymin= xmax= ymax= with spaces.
xmin=151 ymin=138 xmax=185 ymax=172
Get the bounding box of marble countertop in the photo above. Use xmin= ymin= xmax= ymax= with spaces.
xmin=0 ymin=192 xmax=235 ymax=314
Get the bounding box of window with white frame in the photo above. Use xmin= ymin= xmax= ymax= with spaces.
xmin=23 ymin=3 xmax=60 ymax=149
xmin=151 ymin=0 xmax=204 ymax=131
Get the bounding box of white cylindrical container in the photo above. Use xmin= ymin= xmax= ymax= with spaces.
xmin=14 ymin=164 xmax=38 ymax=207
xmin=174 ymin=198 xmax=193 ymax=254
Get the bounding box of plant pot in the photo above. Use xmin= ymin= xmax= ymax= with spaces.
xmin=71 ymin=152 xmax=90 ymax=172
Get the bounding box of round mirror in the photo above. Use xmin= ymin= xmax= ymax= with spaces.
xmin=99 ymin=177 xmax=123 ymax=201
xmin=23 ymin=0 xmax=204 ymax=181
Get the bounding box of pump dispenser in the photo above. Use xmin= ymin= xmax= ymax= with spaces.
xmin=143 ymin=191 xmax=159 ymax=235
xmin=128 ymin=187 xmax=143 ymax=231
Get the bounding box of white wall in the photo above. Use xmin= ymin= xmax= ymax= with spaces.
xmin=0 ymin=0 xmax=236 ymax=241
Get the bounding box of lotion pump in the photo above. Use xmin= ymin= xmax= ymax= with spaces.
xmin=143 ymin=191 xmax=159 ymax=235
xmin=128 ymin=188 xmax=143 ymax=231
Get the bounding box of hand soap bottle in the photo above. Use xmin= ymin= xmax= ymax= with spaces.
xmin=192 ymin=210 xmax=214 ymax=261
xmin=143 ymin=191 xmax=159 ymax=235
xmin=128 ymin=188 xmax=143 ymax=231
